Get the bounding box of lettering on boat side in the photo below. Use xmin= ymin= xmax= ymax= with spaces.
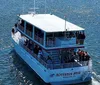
xmin=50 ymin=72 xmax=81 ymax=78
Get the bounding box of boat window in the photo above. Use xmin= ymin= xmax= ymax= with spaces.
xmin=46 ymin=32 xmax=75 ymax=39
xmin=26 ymin=22 xmax=33 ymax=37
xmin=54 ymin=32 xmax=64 ymax=37
xmin=46 ymin=33 xmax=55 ymax=47
xmin=66 ymin=32 xmax=75 ymax=38
xmin=34 ymin=26 xmax=44 ymax=45
xmin=46 ymin=33 xmax=53 ymax=37
xmin=46 ymin=32 xmax=76 ymax=47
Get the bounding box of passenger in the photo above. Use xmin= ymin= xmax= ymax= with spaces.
xmin=82 ymin=32 xmax=85 ymax=39
xmin=77 ymin=49 xmax=83 ymax=61
xmin=13 ymin=23 xmax=17 ymax=33
xmin=70 ymin=53 xmax=75 ymax=62
xmin=37 ymin=48 xmax=43 ymax=60
xmin=34 ymin=45 xmax=39 ymax=55
xmin=77 ymin=32 xmax=81 ymax=44
xmin=65 ymin=56 xmax=69 ymax=63
xmin=69 ymin=32 xmax=73 ymax=38
xmin=76 ymin=32 xmax=78 ymax=44
xmin=80 ymin=32 xmax=84 ymax=44
xmin=24 ymin=39 xmax=29 ymax=46
xmin=46 ymin=56 xmax=52 ymax=64
xmin=84 ymin=52 xmax=90 ymax=60
xmin=81 ymin=51 xmax=84 ymax=56
xmin=80 ymin=51 xmax=85 ymax=61
xmin=75 ymin=31 xmax=79 ymax=38
xmin=83 ymin=51 xmax=87 ymax=61
xmin=21 ymin=36 xmax=25 ymax=46
xmin=28 ymin=41 xmax=33 ymax=50
xmin=12 ymin=28 xmax=15 ymax=34
xmin=81 ymin=32 xmax=86 ymax=44
xmin=15 ymin=23 xmax=17 ymax=28
xmin=77 ymin=49 xmax=81 ymax=56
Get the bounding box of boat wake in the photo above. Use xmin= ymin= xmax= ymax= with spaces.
xmin=92 ymin=71 xmax=100 ymax=83
xmin=91 ymin=77 xmax=100 ymax=85
xmin=0 ymin=47 xmax=100 ymax=85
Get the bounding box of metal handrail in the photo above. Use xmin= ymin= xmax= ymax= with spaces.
xmin=23 ymin=45 xmax=47 ymax=67
xmin=26 ymin=30 xmax=32 ymax=37
xmin=21 ymin=42 xmax=90 ymax=69
xmin=18 ymin=24 xmax=24 ymax=32
xmin=34 ymin=35 xmax=44 ymax=45
xmin=46 ymin=37 xmax=55 ymax=47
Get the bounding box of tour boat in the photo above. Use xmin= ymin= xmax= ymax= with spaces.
xmin=11 ymin=13 xmax=92 ymax=85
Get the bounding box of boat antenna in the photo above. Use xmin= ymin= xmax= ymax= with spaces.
xmin=22 ymin=0 xmax=25 ymax=14
xmin=34 ymin=0 xmax=35 ymax=13
xmin=45 ymin=0 xmax=47 ymax=14
xmin=32 ymin=0 xmax=39 ymax=14
xmin=64 ymin=15 xmax=67 ymax=39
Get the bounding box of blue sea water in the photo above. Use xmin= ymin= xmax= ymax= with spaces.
xmin=0 ymin=0 xmax=100 ymax=85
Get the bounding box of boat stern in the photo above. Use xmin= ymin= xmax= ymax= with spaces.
xmin=48 ymin=66 xmax=92 ymax=85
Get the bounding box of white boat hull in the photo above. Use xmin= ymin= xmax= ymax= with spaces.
xmin=12 ymin=38 xmax=92 ymax=84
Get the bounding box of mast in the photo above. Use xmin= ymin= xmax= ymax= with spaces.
xmin=45 ymin=0 xmax=47 ymax=14
xmin=34 ymin=0 xmax=36 ymax=14
xmin=64 ymin=15 xmax=67 ymax=39
xmin=22 ymin=0 xmax=25 ymax=14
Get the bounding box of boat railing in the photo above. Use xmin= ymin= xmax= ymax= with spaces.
xmin=34 ymin=34 xmax=44 ymax=45
xmin=18 ymin=36 xmax=89 ymax=69
xmin=26 ymin=30 xmax=32 ymax=37
xmin=76 ymin=39 xmax=84 ymax=45
xmin=17 ymin=24 xmax=24 ymax=32
xmin=46 ymin=37 xmax=55 ymax=47
xmin=46 ymin=60 xmax=89 ymax=69
xmin=23 ymin=45 xmax=47 ymax=67
xmin=23 ymin=45 xmax=90 ymax=69
xmin=46 ymin=37 xmax=85 ymax=47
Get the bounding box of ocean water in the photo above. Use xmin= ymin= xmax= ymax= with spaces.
xmin=0 ymin=0 xmax=100 ymax=85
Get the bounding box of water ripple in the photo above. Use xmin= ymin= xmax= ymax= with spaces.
xmin=0 ymin=0 xmax=100 ymax=85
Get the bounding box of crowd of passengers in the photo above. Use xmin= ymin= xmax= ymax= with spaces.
xmin=60 ymin=48 xmax=90 ymax=64
xmin=46 ymin=31 xmax=86 ymax=46
xmin=77 ymin=49 xmax=90 ymax=61
xmin=68 ymin=31 xmax=85 ymax=39
xmin=20 ymin=36 xmax=90 ymax=64
xmin=24 ymin=39 xmax=90 ymax=64
xmin=24 ymin=39 xmax=52 ymax=63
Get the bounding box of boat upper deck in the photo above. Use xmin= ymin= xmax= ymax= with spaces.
xmin=19 ymin=14 xmax=84 ymax=33
xmin=15 ymin=14 xmax=86 ymax=49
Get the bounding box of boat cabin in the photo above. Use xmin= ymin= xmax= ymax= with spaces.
xmin=17 ymin=14 xmax=85 ymax=50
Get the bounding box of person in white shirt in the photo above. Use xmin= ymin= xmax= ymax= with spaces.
xmin=37 ymin=48 xmax=43 ymax=60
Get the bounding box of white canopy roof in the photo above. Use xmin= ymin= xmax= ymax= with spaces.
xmin=19 ymin=14 xmax=84 ymax=32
